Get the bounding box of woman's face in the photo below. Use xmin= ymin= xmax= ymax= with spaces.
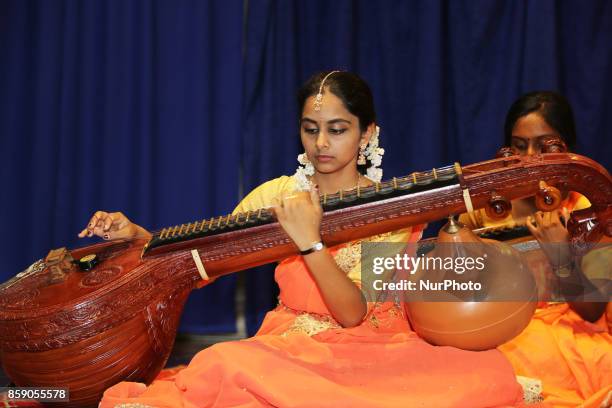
xmin=510 ymin=112 xmax=563 ymax=156
xmin=300 ymin=89 xmax=370 ymax=175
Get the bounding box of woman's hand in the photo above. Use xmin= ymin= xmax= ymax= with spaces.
xmin=272 ymin=188 xmax=322 ymax=250
xmin=272 ymin=187 xmax=366 ymax=327
xmin=78 ymin=211 xmax=151 ymax=240
xmin=526 ymin=208 xmax=571 ymax=267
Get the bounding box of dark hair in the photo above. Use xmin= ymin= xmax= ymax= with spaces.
xmin=504 ymin=91 xmax=577 ymax=150
xmin=297 ymin=71 xmax=376 ymax=132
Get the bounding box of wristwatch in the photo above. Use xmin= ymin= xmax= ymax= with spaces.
xmin=299 ymin=241 xmax=325 ymax=256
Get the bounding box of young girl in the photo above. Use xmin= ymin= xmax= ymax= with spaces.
xmin=461 ymin=91 xmax=611 ymax=407
xmin=86 ymin=71 xmax=525 ymax=407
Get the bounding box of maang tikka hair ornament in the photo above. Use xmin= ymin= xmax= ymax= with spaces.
xmin=313 ymin=70 xmax=341 ymax=111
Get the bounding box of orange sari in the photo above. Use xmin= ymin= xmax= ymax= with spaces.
xmin=499 ymin=303 xmax=611 ymax=408
xmin=100 ymin=176 xmax=526 ymax=408
xmin=465 ymin=192 xmax=611 ymax=407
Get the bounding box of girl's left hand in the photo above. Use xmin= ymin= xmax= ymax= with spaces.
xmin=272 ymin=187 xmax=323 ymax=250
xmin=526 ymin=208 xmax=571 ymax=267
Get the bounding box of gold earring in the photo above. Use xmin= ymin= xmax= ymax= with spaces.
xmin=358 ymin=143 xmax=367 ymax=165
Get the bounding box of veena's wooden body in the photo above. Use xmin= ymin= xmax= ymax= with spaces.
xmin=0 ymin=153 xmax=610 ymax=406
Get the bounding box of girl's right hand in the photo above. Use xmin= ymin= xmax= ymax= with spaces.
xmin=271 ymin=188 xmax=323 ymax=251
xmin=78 ymin=211 xmax=151 ymax=240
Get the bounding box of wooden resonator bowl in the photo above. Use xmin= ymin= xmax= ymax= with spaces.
xmin=404 ymin=218 xmax=538 ymax=351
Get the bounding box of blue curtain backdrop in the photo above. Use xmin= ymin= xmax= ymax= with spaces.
xmin=1 ymin=0 xmax=610 ymax=335
xmin=0 ymin=0 xmax=244 ymax=333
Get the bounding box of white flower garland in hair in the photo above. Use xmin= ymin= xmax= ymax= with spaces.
xmin=293 ymin=126 xmax=385 ymax=190
xmin=294 ymin=153 xmax=315 ymax=191
xmin=364 ymin=126 xmax=384 ymax=182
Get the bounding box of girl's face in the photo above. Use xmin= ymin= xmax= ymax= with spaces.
xmin=510 ymin=112 xmax=563 ymax=156
xmin=300 ymin=89 xmax=371 ymax=175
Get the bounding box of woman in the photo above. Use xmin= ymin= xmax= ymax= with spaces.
xmin=460 ymin=92 xmax=582 ymax=234
xmin=462 ymin=91 xmax=611 ymax=408
xmin=87 ymin=71 xmax=525 ymax=407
